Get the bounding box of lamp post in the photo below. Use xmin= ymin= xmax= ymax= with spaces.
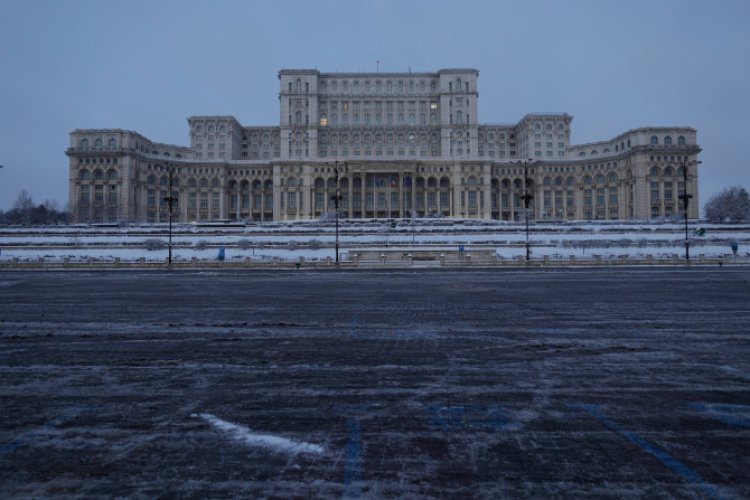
xmin=331 ymin=161 xmax=344 ymax=264
xmin=162 ymin=164 xmax=178 ymax=265
xmin=515 ymin=159 xmax=541 ymax=261
xmin=679 ymin=160 xmax=701 ymax=261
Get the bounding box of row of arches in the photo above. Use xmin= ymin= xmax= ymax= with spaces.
xmin=79 ymin=168 xmax=118 ymax=180
xmin=649 ymin=166 xmax=687 ymax=178
xmin=650 ymin=135 xmax=686 ymax=146
xmin=79 ymin=138 xmax=117 ymax=150
xmin=319 ymin=79 xmax=437 ymax=96
xmin=319 ymin=131 xmax=440 ymax=143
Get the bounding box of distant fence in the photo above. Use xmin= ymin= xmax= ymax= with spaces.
xmin=1 ymin=251 xmax=748 ymax=270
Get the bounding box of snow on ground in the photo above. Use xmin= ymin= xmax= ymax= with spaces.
xmin=0 ymin=220 xmax=747 ymax=261
xmin=194 ymin=413 xmax=325 ymax=455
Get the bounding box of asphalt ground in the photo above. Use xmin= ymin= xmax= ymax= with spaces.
xmin=0 ymin=269 xmax=749 ymax=498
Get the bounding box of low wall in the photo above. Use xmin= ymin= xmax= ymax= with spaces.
xmin=1 ymin=253 xmax=748 ymax=271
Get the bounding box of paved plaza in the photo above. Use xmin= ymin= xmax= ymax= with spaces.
xmin=0 ymin=269 xmax=749 ymax=498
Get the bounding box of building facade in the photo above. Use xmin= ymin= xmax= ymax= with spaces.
xmin=66 ymin=68 xmax=701 ymax=223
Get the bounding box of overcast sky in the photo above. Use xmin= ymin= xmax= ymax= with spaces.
xmin=1 ymin=0 xmax=748 ymax=211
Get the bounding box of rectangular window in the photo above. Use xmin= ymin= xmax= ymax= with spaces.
xmin=609 ymin=187 xmax=618 ymax=205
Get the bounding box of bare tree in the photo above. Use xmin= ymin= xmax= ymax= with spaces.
xmin=13 ymin=190 xmax=34 ymax=227
xmin=704 ymin=186 xmax=750 ymax=223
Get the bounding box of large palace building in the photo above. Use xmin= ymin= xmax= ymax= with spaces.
xmin=66 ymin=68 xmax=701 ymax=223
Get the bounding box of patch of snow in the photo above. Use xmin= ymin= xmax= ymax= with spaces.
xmin=194 ymin=413 xmax=325 ymax=455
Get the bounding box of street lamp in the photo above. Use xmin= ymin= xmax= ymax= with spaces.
xmin=162 ymin=163 xmax=178 ymax=265
xmin=331 ymin=161 xmax=345 ymax=264
xmin=514 ymin=159 xmax=541 ymax=261
xmin=679 ymin=160 xmax=701 ymax=261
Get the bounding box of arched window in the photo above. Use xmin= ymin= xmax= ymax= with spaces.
xmin=211 ymin=178 xmax=220 ymax=188
xmin=595 ymin=175 xmax=605 ymax=185
xmin=427 ymin=177 xmax=437 ymax=188
xmin=555 ymin=177 xmax=563 ymax=186
xmin=543 ymin=177 xmax=552 ymax=186
xmin=591 ymin=150 xmax=598 ymax=155
xmin=678 ymin=136 xmax=686 ymax=145
xmin=440 ymin=177 xmax=450 ymax=188
xmin=199 ymin=178 xmax=208 ymax=188
xmin=608 ymin=173 xmax=618 ymax=184
xmin=583 ymin=176 xmax=593 ymax=185
xmin=664 ymin=167 xmax=674 ymax=177
xmin=107 ymin=169 xmax=118 ymax=180
xmin=650 ymin=167 xmax=660 ymax=177
xmin=79 ymin=169 xmax=91 ymax=180
xmin=93 ymin=169 xmax=103 ymax=180
xmin=159 ymin=176 xmax=168 ymax=186
xmin=108 ymin=138 xmax=117 ymax=149
xmin=650 ymin=135 xmax=658 ymax=145
xmin=188 ymin=178 xmax=197 ymax=188
xmin=664 ymin=135 xmax=672 ymax=145
xmin=164 ymin=152 xmax=170 ymax=157
xmin=546 ymin=124 xmax=552 ymax=131
xmin=566 ymin=177 xmax=575 ymax=186
xmin=147 ymin=175 xmax=156 ymax=185
xmin=94 ymin=138 xmax=103 ymax=149
xmin=467 ymin=176 xmax=477 ymax=186
xmin=80 ymin=138 xmax=89 ymax=149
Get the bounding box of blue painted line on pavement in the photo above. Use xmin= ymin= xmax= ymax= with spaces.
xmin=0 ymin=411 xmax=79 ymax=458
xmin=342 ymin=416 xmax=362 ymax=498
xmin=568 ymin=403 xmax=723 ymax=500
xmin=689 ymin=402 xmax=750 ymax=428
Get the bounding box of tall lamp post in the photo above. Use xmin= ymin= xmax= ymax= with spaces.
xmin=515 ymin=159 xmax=541 ymax=261
xmin=162 ymin=164 xmax=178 ymax=265
xmin=331 ymin=161 xmax=344 ymax=264
xmin=679 ymin=160 xmax=701 ymax=261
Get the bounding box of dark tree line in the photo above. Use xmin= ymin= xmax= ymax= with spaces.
xmin=0 ymin=190 xmax=68 ymax=226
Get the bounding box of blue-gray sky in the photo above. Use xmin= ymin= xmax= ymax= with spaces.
xmin=1 ymin=0 xmax=748 ymax=211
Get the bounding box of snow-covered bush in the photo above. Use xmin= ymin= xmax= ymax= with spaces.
xmin=144 ymin=238 xmax=165 ymax=251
